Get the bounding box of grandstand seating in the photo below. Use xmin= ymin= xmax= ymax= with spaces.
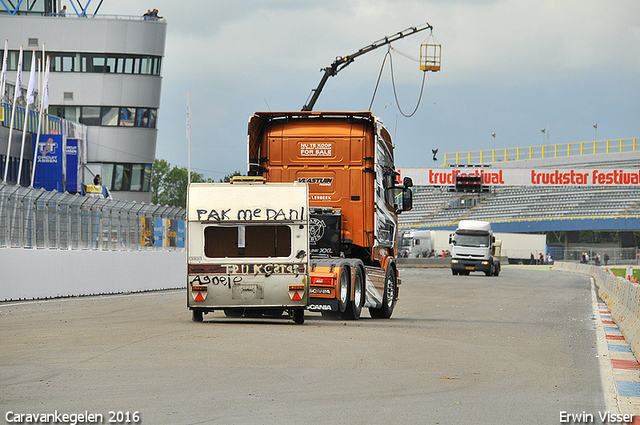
xmin=400 ymin=143 xmax=640 ymax=230
xmin=400 ymin=185 xmax=640 ymax=229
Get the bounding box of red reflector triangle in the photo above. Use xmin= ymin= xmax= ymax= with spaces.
xmin=194 ymin=292 xmax=205 ymax=302
xmin=292 ymin=291 xmax=302 ymax=301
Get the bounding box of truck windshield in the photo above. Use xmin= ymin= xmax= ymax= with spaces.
xmin=401 ymin=237 xmax=411 ymax=247
xmin=455 ymin=234 xmax=490 ymax=247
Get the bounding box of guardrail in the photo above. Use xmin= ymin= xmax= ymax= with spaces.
xmin=553 ymin=261 xmax=640 ymax=360
xmin=0 ymin=183 xmax=185 ymax=251
xmin=1 ymin=101 xmax=62 ymax=134
xmin=444 ymin=138 xmax=639 ymax=166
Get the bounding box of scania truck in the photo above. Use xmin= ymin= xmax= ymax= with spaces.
xmin=450 ymin=220 xmax=501 ymax=276
xmin=247 ymin=111 xmax=413 ymax=319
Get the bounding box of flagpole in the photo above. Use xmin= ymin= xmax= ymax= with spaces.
xmin=17 ymin=50 xmax=36 ymax=186
xmin=31 ymin=55 xmax=49 ymax=188
xmin=0 ymin=39 xmax=7 ymax=104
xmin=3 ymin=44 xmax=23 ymax=183
xmin=187 ymin=91 xmax=191 ymax=185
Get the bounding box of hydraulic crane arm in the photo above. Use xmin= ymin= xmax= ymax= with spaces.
xmin=302 ymin=22 xmax=434 ymax=111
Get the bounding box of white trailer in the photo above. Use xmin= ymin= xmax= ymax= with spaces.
xmin=187 ymin=179 xmax=309 ymax=324
xmin=493 ymin=232 xmax=546 ymax=263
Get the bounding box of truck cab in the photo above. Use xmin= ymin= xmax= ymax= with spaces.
xmin=449 ymin=220 xmax=500 ymax=276
xmin=247 ymin=111 xmax=412 ymax=319
xmin=400 ymin=230 xmax=433 ymax=258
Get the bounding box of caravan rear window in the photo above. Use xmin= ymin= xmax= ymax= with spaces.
xmin=204 ymin=225 xmax=291 ymax=258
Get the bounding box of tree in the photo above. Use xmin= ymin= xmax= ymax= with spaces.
xmin=151 ymin=159 xmax=170 ymax=205
xmin=220 ymin=171 xmax=242 ymax=182
xmin=151 ymin=159 xmax=207 ymax=208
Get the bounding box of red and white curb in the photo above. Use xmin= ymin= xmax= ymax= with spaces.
xmin=592 ymin=278 xmax=640 ymax=423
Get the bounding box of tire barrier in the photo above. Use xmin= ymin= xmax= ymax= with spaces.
xmin=553 ymin=261 xmax=640 ymax=360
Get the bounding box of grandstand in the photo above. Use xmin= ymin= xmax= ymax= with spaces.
xmin=399 ymin=139 xmax=640 ymax=262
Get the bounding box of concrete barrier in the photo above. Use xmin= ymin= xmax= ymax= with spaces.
xmin=0 ymin=248 xmax=186 ymax=301
xmin=553 ymin=261 xmax=640 ymax=360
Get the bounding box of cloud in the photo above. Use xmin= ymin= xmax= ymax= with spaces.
xmin=97 ymin=0 xmax=640 ymax=177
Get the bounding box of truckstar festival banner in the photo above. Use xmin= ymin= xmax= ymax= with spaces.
xmin=400 ymin=167 xmax=640 ymax=187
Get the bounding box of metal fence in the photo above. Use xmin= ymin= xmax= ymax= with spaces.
xmin=547 ymin=246 xmax=638 ymax=266
xmin=0 ymin=183 xmax=185 ymax=251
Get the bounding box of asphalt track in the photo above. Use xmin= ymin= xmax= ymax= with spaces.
xmin=1 ymin=266 xmax=607 ymax=424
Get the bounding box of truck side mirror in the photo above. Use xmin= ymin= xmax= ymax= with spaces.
xmin=401 ymin=188 xmax=413 ymax=211
xmin=403 ymin=176 xmax=413 ymax=188
xmin=449 ymin=234 xmax=454 ymax=244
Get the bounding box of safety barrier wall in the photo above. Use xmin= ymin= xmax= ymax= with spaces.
xmin=553 ymin=261 xmax=640 ymax=359
xmin=0 ymin=248 xmax=186 ymax=301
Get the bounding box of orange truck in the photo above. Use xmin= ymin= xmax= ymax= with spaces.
xmin=247 ymin=111 xmax=413 ymax=319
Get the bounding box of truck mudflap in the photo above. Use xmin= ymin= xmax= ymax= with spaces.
xmin=364 ymin=274 xmax=383 ymax=309
xmin=308 ymin=299 xmax=339 ymax=312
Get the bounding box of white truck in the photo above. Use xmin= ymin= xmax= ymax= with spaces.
xmin=449 ymin=220 xmax=501 ymax=276
xmin=400 ymin=230 xmax=434 ymax=258
xmin=186 ymin=178 xmax=309 ymax=324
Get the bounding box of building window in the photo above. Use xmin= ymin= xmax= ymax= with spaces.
xmin=101 ymin=163 xmax=152 ymax=192
xmin=80 ymin=106 xmax=101 ymax=126
xmin=119 ymin=108 xmax=136 ymax=127
xmin=101 ymin=107 xmax=119 ymax=126
xmin=7 ymin=50 xmax=162 ymax=76
xmin=51 ymin=106 xmax=158 ymax=128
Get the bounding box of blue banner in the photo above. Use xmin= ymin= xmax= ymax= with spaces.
xmin=154 ymin=218 xmax=164 ymax=247
xmin=177 ymin=220 xmax=186 ymax=248
xmin=32 ymin=134 xmax=64 ymax=191
xmin=66 ymin=139 xmax=81 ymax=193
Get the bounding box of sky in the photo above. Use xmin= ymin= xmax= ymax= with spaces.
xmin=94 ymin=0 xmax=640 ymax=180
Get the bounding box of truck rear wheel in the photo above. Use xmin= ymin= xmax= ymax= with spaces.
xmin=337 ymin=267 xmax=350 ymax=313
xmin=370 ymin=266 xmax=396 ymax=319
xmin=342 ymin=267 xmax=364 ymax=320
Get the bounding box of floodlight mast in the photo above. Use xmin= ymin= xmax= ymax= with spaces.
xmin=301 ymin=22 xmax=434 ymax=111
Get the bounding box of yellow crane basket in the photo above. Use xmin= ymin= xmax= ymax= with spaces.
xmin=420 ymin=33 xmax=441 ymax=72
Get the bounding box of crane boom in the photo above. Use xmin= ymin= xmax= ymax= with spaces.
xmin=301 ymin=22 xmax=434 ymax=111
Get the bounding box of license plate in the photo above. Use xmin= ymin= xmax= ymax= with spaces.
xmin=466 ymin=266 xmax=474 ymax=270
xmin=231 ymin=283 xmax=264 ymax=300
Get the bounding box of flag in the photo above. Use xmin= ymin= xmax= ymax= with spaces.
xmin=12 ymin=45 xmax=23 ymax=104
xmin=0 ymin=39 xmax=7 ymax=102
xmin=26 ymin=50 xmax=36 ymax=106
xmin=42 ymin=56 xmax=50 ymax=110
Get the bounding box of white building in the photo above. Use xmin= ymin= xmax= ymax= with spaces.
xmin=0 ymin=1 xmax=166 ymax=202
